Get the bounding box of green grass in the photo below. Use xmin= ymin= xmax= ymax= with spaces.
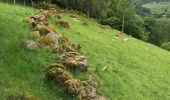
xmin=0 ymin=3 xmax=170 ymax=100
xmin=142 ymin=2 xmax=170 ymax=15
xmin=0 ymin=3 xmax=67 ymax=100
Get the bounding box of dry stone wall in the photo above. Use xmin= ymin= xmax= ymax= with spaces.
xmin=25 ymin=3 xmax=108 ymax=100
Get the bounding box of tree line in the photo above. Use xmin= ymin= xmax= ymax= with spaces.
xmin=51 ymin=0 xmax=170 ymax=49
xmin=50 ymin=0 xmax=144 ymax=39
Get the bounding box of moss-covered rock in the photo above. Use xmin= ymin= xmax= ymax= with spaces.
xmin=64 ymin=79 xmax=81 ymax=96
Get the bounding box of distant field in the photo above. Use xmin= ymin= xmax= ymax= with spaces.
xmin=142 ymin=2 xmax=170 ymax=15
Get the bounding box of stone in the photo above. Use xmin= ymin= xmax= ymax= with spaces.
xmin=45 ymin=67 xmax=64 ymax=79
xmin=39 ymin=14 xmax=46 ymax=21
xmin=26 ymin=17 xmax=35 ymax=24
xmin=64 ymin=79 xmax=81 ymax=96
xmin=56 ymin=72 xmax=72 ymax=83
xmin=78 ymin=82 xmax=97 ymax=100
xmin=60 ymin=52 xmax=88 ymax=72
xmin=33 ymin=24 xmax=42 ymax=31
xmin=23 ymin=40 xmax=39 ymax=50
xmin=75 ymin=55 xmax=87 ymax=72
xmin=46 ymin=32 xmax=59 ymax=44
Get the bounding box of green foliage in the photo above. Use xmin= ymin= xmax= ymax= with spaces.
xmin=145 ymin=18 xmax=170 ymax=46
xmin=100 ymin=17 xmax=120 ymax=29
xmin=161 ymin=42 xmax=170 ymax=51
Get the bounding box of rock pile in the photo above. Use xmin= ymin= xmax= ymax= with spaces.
xmin=60 ymin=52 xmax=87 ymax=72
xmin=26 ymin=9 xmax=59 ymax=46
xmin=25 ymin=4 xmax=108 ymax=100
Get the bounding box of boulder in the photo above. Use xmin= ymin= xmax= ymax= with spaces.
xmin=78 ymin=82 xmax=97 ymax=100
xmin=60 ymin=52 xmax=87 ymax=72
xmin=45 ymin=67 xmax=64 ymax=79
xmin=76 ymin=56 xmax=87 ymax=72
xmin=46 ymin=32 xmax=59 ymax=44
xmin=64 ymin=79 xmax=81 ymax=96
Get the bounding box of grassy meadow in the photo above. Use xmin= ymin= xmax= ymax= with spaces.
xmin=142 ymin=2 xmax=170 ymax=15
xmin=0 ymin=3 xmax=170 ymax=100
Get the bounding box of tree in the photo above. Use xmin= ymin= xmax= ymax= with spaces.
xmin=115 ymin=0 xmax=135 ymax=33
xmin=146 ymin=18 xmax=170 ymax=46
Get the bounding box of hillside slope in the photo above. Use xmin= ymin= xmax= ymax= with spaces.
xmin=0 ymin=3 xmax=170 ymax=100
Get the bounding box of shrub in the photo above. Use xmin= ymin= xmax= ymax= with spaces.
xmin=161 ymin=42 xmax=170 ymax=51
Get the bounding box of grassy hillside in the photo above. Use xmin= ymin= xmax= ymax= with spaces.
xmin=0 ymin=3 xmax=170 ymax=100
xmin=142 ymin=2 xmax=170 ymax=15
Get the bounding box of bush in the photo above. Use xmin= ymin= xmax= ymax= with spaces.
xmin=161 ymin=42 xmax=170 ymax=51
